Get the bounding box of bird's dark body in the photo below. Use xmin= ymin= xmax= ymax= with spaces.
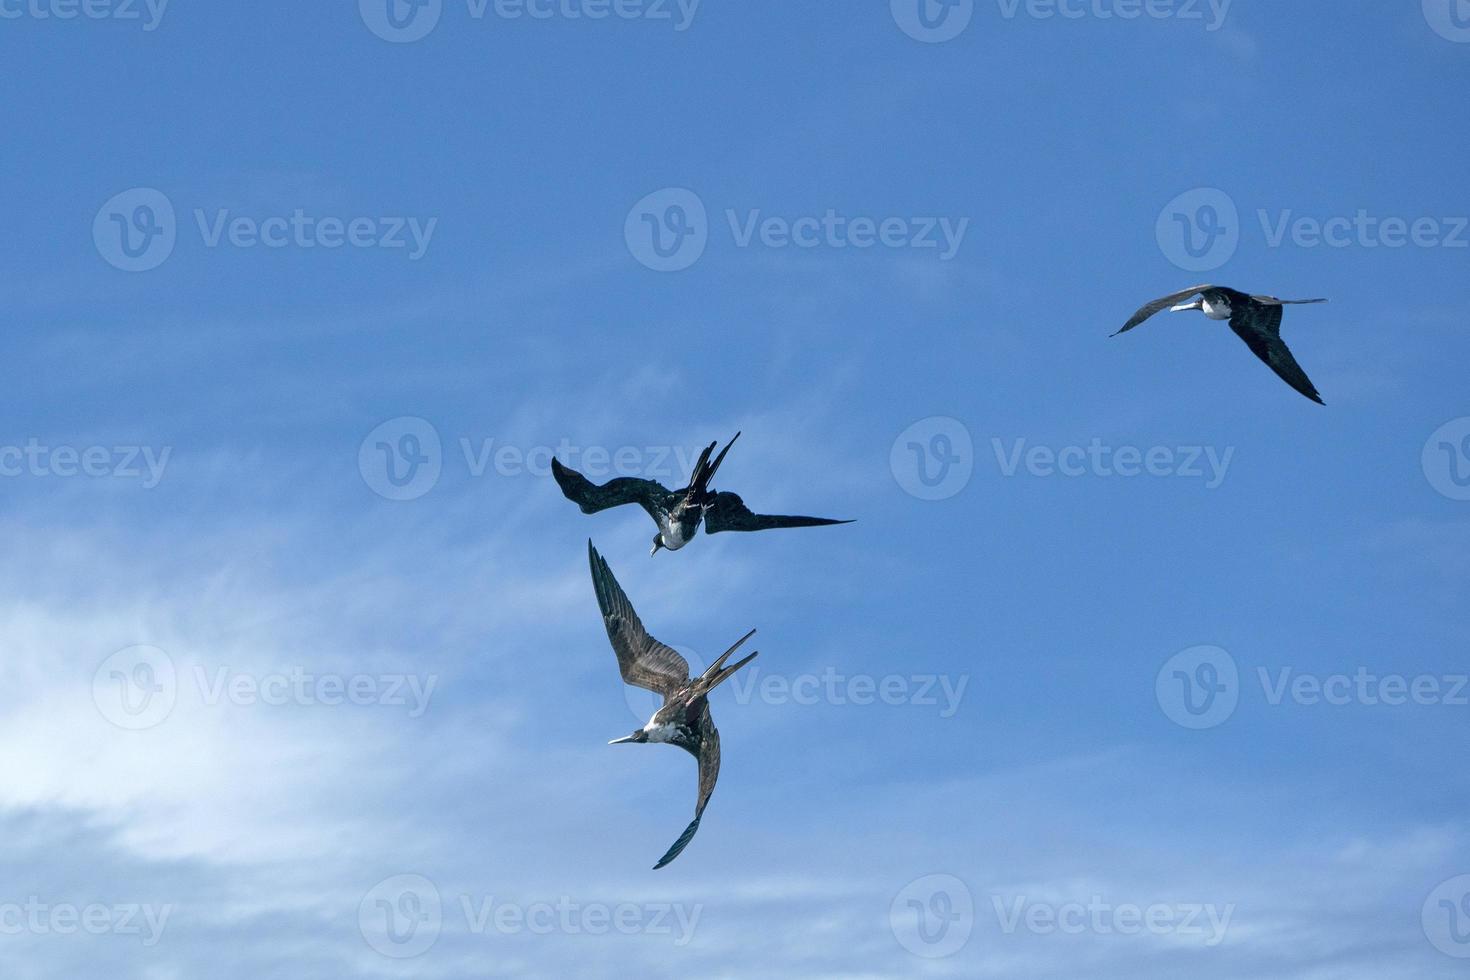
xmin=1114 ymin=284 xmax=1329 ymax=405
xmin=553 ymin=433 xmax=853 ymax=554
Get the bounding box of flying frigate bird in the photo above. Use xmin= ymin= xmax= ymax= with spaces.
xmin=553 ymin=432 xmax=853 ymax=555
xmin=589 ymin=541 xmax=758 ymax=869
xmin=1113 ymin=285 xmax=1328 ymax=404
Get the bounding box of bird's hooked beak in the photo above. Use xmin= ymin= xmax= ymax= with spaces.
xmin=1170 ymin=300 xmax=1205 ymax=313
xmin=650 ymin=534 xmax=665 ymax=557
xmin=609 ymin=730 xmax=647 ymax=745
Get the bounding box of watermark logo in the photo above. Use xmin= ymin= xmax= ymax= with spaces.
xmin=1159 ymin=651 xmax=1465 ymax=726
xmin=625 ymin=188 xmax=708 ymax=272
xmin=363 ymin=0 xmax=697 ymax=42
xmin=1259 ymin=210 xmax=1468 ymax=251
xmin=1423 ymin=417 xmax=1470 ymax=501
xmin=994 ymin=0 xmax=1231 ymax=29
xmin=93 ymin=646 xmax=178 ymax=731
xmin=1424 ymin=0 xmax=1470 ymax=43
xmin=95 ymin=188 xmax=438 ymax=269
xmin=891 ymin=0 xmax=974 ymax=43
xmin=193 ymin=666 xmax=438 ymax=717
xmin=1156 ymin=645 xmax=1239 ymax=730
xmin=991 ymin=438 xmax=1233 ymax=488
xmin=361 ymin=875 xmax=443 ymax=959
xmin=0 ymin=441 xmax=172 ymax=488
xmin=1423 ymin=875 xmax=1470 ymax=958
xmin=1156 ymin=188 xmax=1239 ymax=273
xmin=359 ymin=417 xmax=443 ymax=501
xmin=0 ymin=900 xmax=172 ymax=946
xmin=992 ymin=894 xmax=1233 ymax=945
xmin=890 ymin=874 xmax=974 ymax=958
xmin=360 ymin=0 xmax=443 ymax=41
xmin=458 ymin=894 xmax=700 ymax=943
xmin=626 ymin=188 xmax=969 ymax=271
xmin=94 ymin=188 xmax=176 ymax=273
xmin=1258 ymin=667 xmax=1467 ymax=708
xmin=360 ymin=875 xmax=700 ymax=952
xmin=891 ymin=417 xmax=974 ymax=501
xmin=1157 ymin=188 xmax=1468 ymax=268
xmin=728 ymin=667 xmax=969 ymax=718
xmin=0 ymin=0 xmax=169 ymax=30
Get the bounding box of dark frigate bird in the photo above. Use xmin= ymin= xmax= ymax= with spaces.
xmin=1113 ymin=285 xmax=1328 ymax=404
xmin=589 ymin=541 xmax=758 ymax=869
xmin=554 ymin=432 xmax=853 ymax=555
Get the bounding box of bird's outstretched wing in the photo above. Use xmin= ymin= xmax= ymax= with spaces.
xmin=653 ymin=711 xmax=721 ymax=869
xmin=702 ymin=492 xmax=854 ymax=535
xmin=1113 ymin=285 xmax=1217 ymax=336
xmin=553 ymin=458 xmax=675 ymax=522
xmin=1249 ymin=294 xmax=1329 ymax=308
xmin=1229 ymin=302 xmax=1326 ymax=405
xmin=588 ymin=542 xmax=691 ymax=697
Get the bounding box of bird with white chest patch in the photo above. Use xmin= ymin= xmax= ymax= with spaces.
xmin=588 ymin=541 xmax=760 ymax=869
xmin=1113 ymin=285 xmax=1329 ymax=405
xmin=552 ymin=432 xmax=854 ymax=556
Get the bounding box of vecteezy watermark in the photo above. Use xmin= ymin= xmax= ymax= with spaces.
xmin=192 ymin=666 xmax=437 ymax=718
xmin=1423 ymin=875 xmax=1470 ymax=959
xmin=0 ymin=899 xmax=172 ymax=946
xmin=624 ymin=188 xmax=970 ymax=272
xmin=0 ymin=0 xmax=169 ymax=30
xmin=1156 ymin=188 xmax=1240 ymax=272
xmin=1156 ymin=645 xmax=1240 ymax=730
xmin=1257 ymin=210 xmax=1469 ymax=251
xmin=1257 ymin=667 xmax=1469 ymax=710
xmin=359 ymin=875 xmax=702 ymax=959
xmin=92 ymin=646 xmax=178 ymax=731
xmin=94 ymin=188 xmax=437 ymax=272
xmin=992 ymin=894 xmax=1234 ymax=946
xmin=1423 ymin=417 xmax=1470 ymax=501
xmin=359 ymin=417 xmax=444 ymax=501
xmin=358 ymin=418 xmax=741 ymax=501
xmin=725 ymin=667 xmax=970 ymax=718
xmin=993 ymin=0 xmax=1231 ymax=29
xmin=891 ymin=0 xmax=975 ymax=43
xmin=1424 ymin=0 xmax=1470 ymax=43
xmin=360 ymin=875 xmax=442 ymax=958
xmin=890 ymin=874 xmax=974 ymax=958
xmin=991 ymin=438 xmax=1234 ymax=488
xmin=93 ymin=188 xmax=177 ymax=272
xmin=1156 ymin=187 xmax=1469 ymax=272
xmin=359 ymin=0 xmax=699 ymax=43
xmin=1157 ymin=645 xmax=1470 ymax=730
xmin=623 ymin=188 xmax=708 ymax=272
xmin=891 ymin=417 xmax=975 ymax=501
xmin=621 ymin=642 xmax=968 ymax=721
xmin=892 ymin=0 xmax=1231 ymax=42
xmin=92 ymin=647 xmax=439 ymax=730
xmin=0 ymin=440 xmax=171 ymax=488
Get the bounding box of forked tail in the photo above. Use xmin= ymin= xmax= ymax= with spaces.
xmin=694 ymin=627 xmax=758 ymax=695
xmin=691 ymin=431 xmax=741 ymax=498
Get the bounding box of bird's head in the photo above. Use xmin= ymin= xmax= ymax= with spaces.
xmin=650 ymin=534 xmax=666 ymax=557
xmin=609 ymin=730 xmax=649 ymax=745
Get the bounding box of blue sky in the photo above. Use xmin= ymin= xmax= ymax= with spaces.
xmin=2 ymin=1 xmax=1468 ymax=976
